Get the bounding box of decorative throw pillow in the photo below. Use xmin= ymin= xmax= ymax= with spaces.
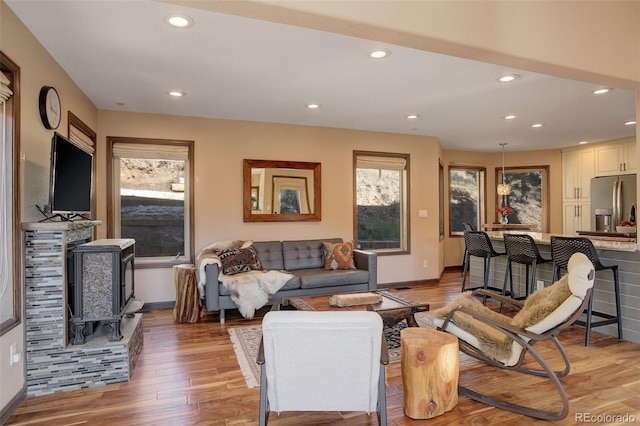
xmin=218 ymin=245 xmax=263 ymax=275
xmin=323 ymin=241 xmax=356 ymax=270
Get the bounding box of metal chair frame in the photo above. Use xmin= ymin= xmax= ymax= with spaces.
xmin=550 ymin=236 xmax=622 ymax=346
xmin=439 ymin=286 xmax=593 ymax=421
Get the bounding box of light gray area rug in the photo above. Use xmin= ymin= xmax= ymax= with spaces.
xmin=228 ymin=312 xmax=435 ymax=388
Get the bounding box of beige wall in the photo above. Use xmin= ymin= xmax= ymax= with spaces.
xmin=0 ymin=2 xmax=98 ymax=412
xmin=96 ymin=111 xmax=445 ymax=304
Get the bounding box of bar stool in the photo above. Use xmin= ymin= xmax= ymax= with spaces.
xmin=550 ymin=236 xmax=622 ymax=346
xmin=503 ymin=233 xmax=552 ymax=300
xmin=460 ymin=222 xmax=474 ymax=274
xmin=461 ymin=231 xmax=506 ymax=299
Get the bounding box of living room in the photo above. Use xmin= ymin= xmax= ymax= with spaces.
xmin=2 ymin=0 xmax=639 ymax=422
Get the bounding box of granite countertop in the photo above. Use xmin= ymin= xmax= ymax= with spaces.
xmin=485 ymin=231 xmax=638 ymax=252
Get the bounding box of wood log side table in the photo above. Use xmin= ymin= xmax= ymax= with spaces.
xmin=173 ymin=264 xmax=203 ymax=323
xmin=401 ymin=328 xmax=459 ymax=419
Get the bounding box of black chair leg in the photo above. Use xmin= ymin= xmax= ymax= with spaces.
xmin=613 ymin=268 xmax=623 ymax=340
xmin=482 ymin=256 xmax=491 ymax=304
xmin=584 ymin=291 xmax=595 ymax=347
xmin=529 ymin=260 xmax=538 ymax=297
xmin=461 ymin=248 xmax=468 ymax=276
xmin=461 ymin=253 xmax=471 ymax=292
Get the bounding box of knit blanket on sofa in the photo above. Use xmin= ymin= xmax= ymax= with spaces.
xmin=196 ymin=240 xmax=293 ymax=319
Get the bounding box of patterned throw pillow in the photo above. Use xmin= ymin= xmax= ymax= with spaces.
xmin=218 ymin=245 xmax=263 ymax=275
xmin=323 ymin=241 xmax=356 ymax=270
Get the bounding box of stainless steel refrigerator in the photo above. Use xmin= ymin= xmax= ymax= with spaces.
xmin=590 ymin=174 xmax=637 ymax=231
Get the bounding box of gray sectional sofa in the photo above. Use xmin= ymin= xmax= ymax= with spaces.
xmin=204 ymin=238 xmax=377 ymax=323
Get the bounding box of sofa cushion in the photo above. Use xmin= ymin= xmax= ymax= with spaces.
xmin=322 ymin=241 xmax=356 ymax=270
xmin=217 ymin=245 xmax=263 ymax=275
xmin=254 ymin=241 xmax=285 ymax=270
xmin=295 ymin=268 xmax=370 ymax=289
xmin=282 ymin=238 xmax=341 ymax=271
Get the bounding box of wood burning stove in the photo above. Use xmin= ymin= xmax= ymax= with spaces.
xmin=71 ymin=238 xmax=140 ymax=344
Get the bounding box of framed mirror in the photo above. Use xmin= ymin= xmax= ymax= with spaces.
xmin=243 ymin=159 xmax=321 ymax=222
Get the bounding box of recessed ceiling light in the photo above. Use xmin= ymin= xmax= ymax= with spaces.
xmin=504 ymin=114 xmax=518 ymax=120
xmin=624 ymin=120 xmax=636 ymax=126
xmin=498 ymin=74 xmax=519 ymax=83
xmin=306 ymin=103 xmax=320 ymax=109
xmin=369 ymin=49 xmax=390 ymax=59
xmin=406 ymin=114 xmax=419 ymax=119
xmin=165 ymin=13 xmax=194 ymax=29
xmin=578 ymin=141 xmax=589 ymax=145
xmin=531 ymin=123 xmax=543 ymax=128
xmin=593 ymin=88 xmax=612 ymax=95
xmin=167 ymin=91 xmax=186 ymax=97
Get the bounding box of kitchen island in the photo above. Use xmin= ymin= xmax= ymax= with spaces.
xmin=465 ymin=231 xmax=639 ymax=344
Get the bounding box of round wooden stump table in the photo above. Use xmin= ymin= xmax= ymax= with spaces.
xmin=401 ymin=328 xmax=459 ymax=419
xmin=173 ymin=264 xmax=203 ymax=323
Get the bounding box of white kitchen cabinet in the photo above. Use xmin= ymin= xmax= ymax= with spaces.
xmin=563 ymin=202 xmax=590 ymax=235
xmin=562 ymin=148 xmax=594 ymax=203
xmin=595 ymin=140 xmax=637 ymax=176
xmin=562 ymin=147 xmax=594 ymax=235
xmin=623 ymin=140 xmax=637 ymax=174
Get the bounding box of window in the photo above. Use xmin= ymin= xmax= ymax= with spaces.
xmin=68 ymin=112 xmax=96 ymax=222
xmin=497 ymin=166 xmax=549 ymax=232
xmin=449 ymin=166 xmax=486 ymax=235
xmin=0 ymin=53 xmax=20 ymax=335
xmin=107 ymin=137 xmax=194 ymax=267
xmin=354 ymin=151 xmax=410 ymax=254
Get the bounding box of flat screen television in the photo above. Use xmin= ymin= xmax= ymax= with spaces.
xmin=48 ymin=132 xmax=93 ymax=217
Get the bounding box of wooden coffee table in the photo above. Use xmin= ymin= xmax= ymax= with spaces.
xmin=283 ymin=290 xmax=429 ymax=327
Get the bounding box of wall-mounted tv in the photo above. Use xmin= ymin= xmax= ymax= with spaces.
xmin=48 ymin=132 xmax=93 ymax=217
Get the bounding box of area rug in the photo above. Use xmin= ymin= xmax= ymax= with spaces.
xmin=228 ymin=312 xmax=435 ymax=388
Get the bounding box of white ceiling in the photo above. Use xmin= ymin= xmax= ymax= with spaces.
xmin=6 ymin=0 xmax=637 ymax=152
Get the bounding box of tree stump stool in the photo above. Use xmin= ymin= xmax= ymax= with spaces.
xmin=173 ymin=264 xmax=203 ymax=323
xmin=401 ymin=328 xmax=459 ymax=419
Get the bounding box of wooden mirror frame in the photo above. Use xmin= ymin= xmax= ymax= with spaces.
xmin=243 ymin=159 xmax=321 ymax=222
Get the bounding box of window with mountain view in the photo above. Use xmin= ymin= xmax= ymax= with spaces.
xmin=497 ymin=166 xmax=548 ymax=232
xmin=354 ymin=151 xmax=410 ymax=254
xmin=449 ymin=166 xmax=486 ymax=235
xmin=107 ymin=138 xmax=194 ymax=266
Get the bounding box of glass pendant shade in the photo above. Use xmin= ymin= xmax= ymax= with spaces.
xmin=497 ymin=182 xmax=511 ymax=196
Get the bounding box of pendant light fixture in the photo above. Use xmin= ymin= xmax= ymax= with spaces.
xmin=497 ymin=143 xmax=511 ymax=196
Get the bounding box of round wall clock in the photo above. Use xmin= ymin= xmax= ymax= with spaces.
xmin=39 ymin=86 xmax=61 ymax=130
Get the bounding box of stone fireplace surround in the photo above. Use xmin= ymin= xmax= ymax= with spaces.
xmin=22 ymin=221 xmax=143 ymax=397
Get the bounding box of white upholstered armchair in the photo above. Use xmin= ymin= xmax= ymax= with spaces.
xmin=257 ymin=309 xmax=388 ymax=425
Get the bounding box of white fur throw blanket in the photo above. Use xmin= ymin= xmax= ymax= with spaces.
xmin=196 ymin=240 xmax=293 ymax=320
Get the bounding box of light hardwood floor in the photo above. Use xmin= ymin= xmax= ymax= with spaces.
xmin=7 ymin=270 xmax=640 ymax=425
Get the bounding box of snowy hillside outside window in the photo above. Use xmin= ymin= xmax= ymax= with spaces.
xmin=108 ymin=138 xmax=194 ymax=266
xmin=354 ymin=151 xmax=410 ymax=254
